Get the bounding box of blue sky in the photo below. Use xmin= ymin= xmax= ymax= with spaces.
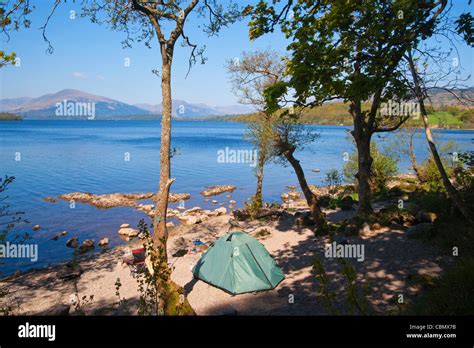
xmin=0 ymin=0 xmax=472 ymax=106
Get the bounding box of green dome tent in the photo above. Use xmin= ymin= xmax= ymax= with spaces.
xmin=192 ymin=232 xmax=285 ymax=295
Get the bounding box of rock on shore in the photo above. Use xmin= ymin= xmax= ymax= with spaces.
xmin=118 ymin=226 xmax=139 ymax=241
xmin=177 ymin=207 xmax=228 ymax=225
xmin=200 ymin=185 xmax=236 ymax=197
xmin=57 ymin=191 xmax=191 ymax=209
xmin=281 ymin=191 xmax=301 ymax=202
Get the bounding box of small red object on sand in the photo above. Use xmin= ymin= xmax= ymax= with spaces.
xmin=122 ymin=248 xmax=147 ymax=275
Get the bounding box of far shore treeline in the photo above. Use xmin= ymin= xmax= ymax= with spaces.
xmin=0 ymin=112 xmax=22 ymax=120
xmin=215 ymin=102 xmax=474 ymax=129
xmin=3 ymin=102 xmax=474 ymax=129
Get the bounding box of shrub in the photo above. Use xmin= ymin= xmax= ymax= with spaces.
xmin=343 ymin=142 xmax=398 ymax=193
xmin=410 ymin=257 xmax=474 ymax=315
xmin=454 ymin=151 xmax=474 ymax=191
xmin=324 ymin=169 xmax=343 ymax=190
xmin=312 ymin=256 xmax=369 ymax=315
xmin=1 ymin=176 xmax=27 ymax=315
xmin=254 ymin=228 xmax=271 ymax=238
xmin=427 ymin=218 xmax=474 ymax=255
xmin=244 ymin=196 xmax=263 ymax=220
xmin=417 ymin=140 xmax=460 ymax=192
xmin=417 ymin=157 xmax=450 ymax=191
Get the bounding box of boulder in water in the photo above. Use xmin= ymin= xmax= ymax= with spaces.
xmin=118 ymin=227 xmax=139 ymax=240
xmin=66 ymin=237 xmax=79 ymax=248
xmin=98 ymin=238 xmax=109 ymax=247
xmin=200 ymin=185 xmax=236 ymax=197
xmin=79 ymin=239 xmax=95 ymax=254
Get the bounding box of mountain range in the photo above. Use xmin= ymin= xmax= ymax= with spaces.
xmin=423 ymin=87 xmax=474 ymax=108
xmin=2 ymin=87 xmax=472 ymax=120
xmin=0 ymin=89 xmax=255 ymax=119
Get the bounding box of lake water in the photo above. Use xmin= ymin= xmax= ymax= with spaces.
xmin=1 ymin=120 xmax=473 ymax=275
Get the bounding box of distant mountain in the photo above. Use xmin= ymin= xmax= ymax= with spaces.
xmin=0 ymin=97 xmax=34 ymax=112
xmin=426 ymin=87 xmax=474 ymax=108
xmin=0 ymin=89 xmax=255 ymax=119
xmin=0 ymin=89 xmax=148 ymax=118
xmin=134 ymin=103 xmax=160 ymax=113
xmin=133 ymin=100 xmax=254 ymax=118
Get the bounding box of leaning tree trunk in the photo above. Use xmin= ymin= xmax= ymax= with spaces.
xmin=419 ymin=100 xmax=473 ymax=224
xmin=352 ymin=124 xmax=374 ymax=215
xmin=407 ymin=53 xmax=473 ymax=224
xmin=284 ymin=150 xmax=327 ymax=231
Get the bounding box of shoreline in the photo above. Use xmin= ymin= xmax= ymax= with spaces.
xmin=1 ymin=200 xmax=451 ymax=315
xmin=0 ymin=174 xmax=444 ymax=278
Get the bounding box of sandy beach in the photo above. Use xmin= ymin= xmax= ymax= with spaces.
xmin=1 ymin=200 xmax=449 ymax=316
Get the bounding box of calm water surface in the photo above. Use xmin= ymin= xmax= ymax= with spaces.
xmin=1 ymin=120 xmax=473 ymax=274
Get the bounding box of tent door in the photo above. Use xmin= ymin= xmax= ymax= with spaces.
xmin=245 ymin=243 xmax=273 ymax=288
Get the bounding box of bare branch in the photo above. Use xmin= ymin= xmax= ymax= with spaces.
xmin=39 ymin=0 xmax=60 ymax=54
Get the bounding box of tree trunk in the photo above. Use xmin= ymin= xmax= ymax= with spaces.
xmin=252 ymin=113 xmax=272 ymax=213
xmin=410 ymin=154 xmax=422 ymax=182
xmin=253 ymin=143 xmax=265 ymax=209
xmin=353 ymin=130 xmax=374 ymax=215
xmin=153 ymin=61 xmax=173 ymax=256
xmin=350 ymin=101 xmax=374 ymax=215
xmin=408 ymin=131 xmax=424 ymax=183
xmin=151 ymin=60 xmax=176 ymax=314
xmin=284 ymin=150 xmax=327 ymax=231
xmin=407 ymin=52 xmax=473 ymax=224
xmin=149 ymin=58 xmax=195 ymax=315
xmin=420 ymin=101 xmax=473 ymax=223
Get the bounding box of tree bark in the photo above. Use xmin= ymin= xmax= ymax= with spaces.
xmin=284 ymin=150 xmax=327 ymax=230
xmin=152 ymin=57 xmax=195 ymax=315
xmin=407 ymin=52 xmax=473 ymax=224
xmin=351 ymin=107 xmax=374 ymax=215
xmin=252 ymin=113 xmax=272 ymax=212
xmin=408 ymin=130 xmax=424 ymax=183
xmin=153 ymin=60 xmax=173 ymax=265
xmin=254 ymin=144 xmax=265 ymax=209
xmin=356 ymin=137 xmax=374 ymax=214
